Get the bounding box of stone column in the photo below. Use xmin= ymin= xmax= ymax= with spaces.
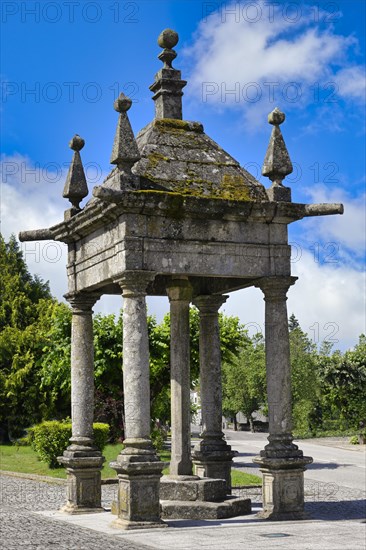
xmin=167 ymin=279 xmax=193 ymax=476
xmin=58 ymin=292 xmax=104 ymax=514
xmin=110 ymin=271 xmax=166 ymax=530
xmin=253 ymin=277 xmax=312 ymax=520
xmin=192 ymin=295 xmax=235 ymax=494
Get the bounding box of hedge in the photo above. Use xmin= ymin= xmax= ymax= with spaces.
xmin=30 ymin=420 xmax=109 ymax=468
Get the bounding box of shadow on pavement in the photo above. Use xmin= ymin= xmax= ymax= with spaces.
xmin=305 ymin=499 xmax=366 ymax=521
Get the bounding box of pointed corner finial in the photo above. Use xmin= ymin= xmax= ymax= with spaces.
xmin=262 ymin=107 xmax=293 ymax=202
xmin=157 ymin=28 xmax=179 ymax=69
xmin=110 ymin=93 xmax=140 ymax=186
xmin=62 ymin=134 xmax=88 ymax=213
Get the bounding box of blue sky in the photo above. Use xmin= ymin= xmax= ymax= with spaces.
xmin=1 ymin=0 xmax=365 ymax=350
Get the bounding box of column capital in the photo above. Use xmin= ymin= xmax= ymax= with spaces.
xmin=64 ymin=292 xmax=100 ymax=312
xmin=167 ymin=278 xmax=192 ymax=302
xmin=255 ymin=276 xmax=297 ymax=301
xmin=193 ymin=294 xmax=228 ymax=315
xmin=114 ymin=270 xmax=156 ymax=297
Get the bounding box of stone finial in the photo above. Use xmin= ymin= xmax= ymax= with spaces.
xmin=149 ymin=29 xmax=187 ymax=120
xmin=157 ymin=28 xmax=179 ymax=69
xmin=62 ymin=134 xmax=88 ymax=211
xmin=110 ymin=92 xmax=140 ymax=175
xmin=262 ymin=108 xmax=293 ymax=202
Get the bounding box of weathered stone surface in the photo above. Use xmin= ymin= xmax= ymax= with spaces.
xmin=62 ymin=135 xmax=88 ymax=211
xmin=110 ymin=271 xmax=166 ymax=528
xmin=160 ymin=476 xmax=227 ymax=502
xmin=57 ymin=293 xmax=105 ymax=514
xmin=254 ymin=461 xmax=312 ymax=520
xmin=133 ymin=119 xmax=268 ymax=201
xmin=167 ymin=279 xmax=193 ymax=476
xmin=150 ymin=29 xmax=186 ymax=120
xmin=161 ymin=496 xmax=251 ymax=519
xmin=262 ymin=108 xmax=293 ymax=201
xmin=192 ymin=295 xmax=235 ymax=493
xmin=253 ymin=277 xmax=313 ymax=520
xmin=110 ymin=93 xmax=140 ymax=184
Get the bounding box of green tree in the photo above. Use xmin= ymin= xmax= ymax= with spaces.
xmin=289 ymin=317 xmax=319 ymax=435
xmin=0 ymin=234 xmax=53 ymax=440
xmin=222 ymin=333 xmax=266 ymax=432
xmin=318 ymin=335 xmax=366 ymax=431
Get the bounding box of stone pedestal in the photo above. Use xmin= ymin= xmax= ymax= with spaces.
xmin=58 ymin=293 xmax=104 ymax=514
xmin=192 ymin=295 xmax=235 ymax=493
xmin=254 ymin=457 xmax=312 ymax=520
xmin=254 ymin=277 xmax=313 ymax=520
xmin=167 ymin=279 xmax=193 ymax=476
xmin=110 ymin=272 xmax=166 ymax=529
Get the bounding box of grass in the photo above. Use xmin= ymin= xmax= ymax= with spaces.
xmin=0 ymin=444 xmax=262 ymax=486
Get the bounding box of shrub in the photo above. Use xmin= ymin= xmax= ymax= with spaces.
xmin=92 ymin=422 xmax=110 ymax=451
xmin=151 ymin=425 xmax=167 ymax=453
xmin=349 ymin=435 xmax=359 ymax=445
xmin=31 ymin=420 xmax=109 ymax=468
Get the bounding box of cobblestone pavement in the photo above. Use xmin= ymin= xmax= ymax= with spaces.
xmin=0 ymin=475 xmax=148 ymax=550
xmin=234 ymin=479 xmax=366 ymax=520
xmin=1 ymin=474 xmax=365 ymax=549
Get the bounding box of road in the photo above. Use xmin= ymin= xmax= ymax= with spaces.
xmin=225 ymin=430 xmax=366 ymax=493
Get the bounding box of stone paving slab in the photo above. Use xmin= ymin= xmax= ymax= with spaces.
xmin=36 ymin=510 xmax=366 ymax=550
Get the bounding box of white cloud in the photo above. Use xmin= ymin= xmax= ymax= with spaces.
xmin=183 ymin=1 xmax=364 ymax=122
xmin=334 ymin=66 xmax=366 ymax=102
xmin=301 ymin=185 xmax=366 ymax=261
xmin=222 ymin=250 xmax=365 ymax=351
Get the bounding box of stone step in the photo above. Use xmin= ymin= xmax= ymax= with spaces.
xmin=161 ymin=496 xmax=251 ymax=520
xmin=160 ymin=476 xmax=227 ymax=502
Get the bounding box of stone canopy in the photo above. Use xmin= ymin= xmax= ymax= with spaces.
xmin=19 ymin=28 xmax=344 ymax=527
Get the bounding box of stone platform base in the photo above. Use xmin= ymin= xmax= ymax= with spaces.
xmin=160 ymin=475 xmax=227 ymax=502
xmin=161 ymin=496 xmax=251 ymax=520
xmin=111 ymin=517 xmax=168 ymax=530
xmin=60 ymin=504 xmax=105 ymax=515
xmin=256 ymin=509 xmax=311 ymax=521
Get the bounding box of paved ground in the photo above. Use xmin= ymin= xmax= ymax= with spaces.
xmin=1 ymin=434 xmax=365 ymax=549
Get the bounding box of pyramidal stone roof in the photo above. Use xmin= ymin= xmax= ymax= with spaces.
xmin=96 ymin=28 xmax=268 ymax=203
xmin=133 ymin=119 xmax=268 ymax=201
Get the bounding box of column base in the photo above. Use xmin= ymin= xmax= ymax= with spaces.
xmin=253 ymin=454 xmax=313 ymax=521
xmin=58 ymin=451 xmax=105 ymax=513
xmin=110 ymin=444 xmax=167 ymax=526
xmin=192 ymin=436 xmax=235 ymax=494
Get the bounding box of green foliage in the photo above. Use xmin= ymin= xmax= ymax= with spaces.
xmin=0 ymin=234 xmax=51 ymax=331
xmin=222 ymin=333 xmax=266 ymax=430
xmin=317 ymin=334 xmax=366 ymax=432
xmin=31 ymin=420 xmax=109 ymax=468
xmin=150 ymin=425 xmax=167 ymax=453
xmin=91 ymin=422 xmax=110 ymax=451
xmin=289 ymin=322 xmax=319 ymax=435
xmin=0 ymin=235 xmax=55 ymax=440
xmin=349 ymin=435 xmax=359 ymax=445
xmin=31 ymin=421 xmax=71 ymax=468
